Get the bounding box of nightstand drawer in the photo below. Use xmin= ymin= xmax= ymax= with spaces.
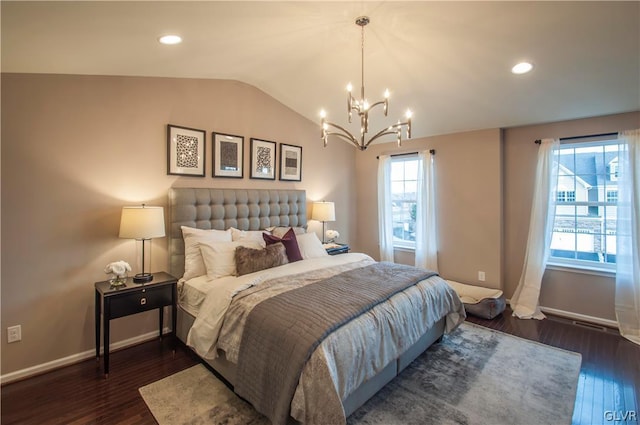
xmin=109 ymin=286 xmax=172 ymax=319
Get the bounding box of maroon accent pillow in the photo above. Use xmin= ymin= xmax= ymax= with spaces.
xmin=263 ymin=227 xmax=303 ymax=262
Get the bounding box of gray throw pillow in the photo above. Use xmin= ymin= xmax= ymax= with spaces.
xmin=235 ymin=242 xmax=289 ymax=276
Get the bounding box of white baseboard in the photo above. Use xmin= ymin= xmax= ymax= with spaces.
xmin=505 ymin=298 xmax=618 ymax=329
xmin=505 ymin=298 xmax=619 ymax=329
xmin=0 ymin=327 xmax=171 ymax=385
xmin=539 ymin=306 xmax=619 ymax=329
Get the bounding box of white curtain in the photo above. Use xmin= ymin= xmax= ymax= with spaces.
xmin=415 ymin=150 xmax=438 ymax=272
xmin=377 ymin=154 xmax=395 ymax=262
xmin=511 ymin=138 xmax=560 ymax=319
xmin=615 ymin=129 xmax=640 ymax=345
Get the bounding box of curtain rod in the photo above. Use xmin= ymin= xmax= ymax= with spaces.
xmin=534 ymin=132 xmax=618 ymax=144
xmin=376 ymin=149 xmax=435 ymax=159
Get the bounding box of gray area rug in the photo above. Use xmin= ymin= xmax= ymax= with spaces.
xmin=139 ymin=322 xmax=581 ymax=425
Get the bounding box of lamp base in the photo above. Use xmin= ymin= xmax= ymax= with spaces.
xmin=322 ymin=221 xmax=326 ymax=244
xmin=133 ymin=273 xmax=153 ymax=284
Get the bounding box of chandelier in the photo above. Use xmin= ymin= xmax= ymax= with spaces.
xmin=321 ymin=16 xmax=413 ymax=151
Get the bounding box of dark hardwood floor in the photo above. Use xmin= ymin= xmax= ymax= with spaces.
xmin=2 ymin=309 xmax=638 ymax=425
xmin=1 ymin=338 xmax=200 ymax=425
xmin=466 ymin=310 xmax=640 ymax=425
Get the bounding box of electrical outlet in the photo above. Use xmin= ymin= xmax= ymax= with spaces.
xmin=478 ymin=271 xmax=486 ymax=282
xmin=7 ymin=325 xmax=21 ymax=343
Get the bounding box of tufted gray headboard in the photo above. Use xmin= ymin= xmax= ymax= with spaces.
xmin=168 ymin=188 xmax=307 ymax=279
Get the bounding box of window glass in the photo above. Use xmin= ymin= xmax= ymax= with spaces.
xmin=549 ymin=140 xmax=619 ymax=269
xmin=390 ymin=156 xmax=419 ymax=248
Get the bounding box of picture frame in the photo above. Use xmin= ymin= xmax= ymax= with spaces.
xmin=167 ymin=124 xmax=206 ymax=177
xmin=250 ymin=138 xmax=277 ymax=180
xmin=279 ymin=143 xmax=302 ymax=181
xmin=212 ymin=132 xmax=244 ymax=178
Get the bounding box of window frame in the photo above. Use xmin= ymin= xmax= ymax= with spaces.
xmin=547 ymin=138 xmax=620 ymax=273
xmin=389 ymin=154 xmax=419 ymax=250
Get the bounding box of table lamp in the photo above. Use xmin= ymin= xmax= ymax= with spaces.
xmin=312 ymin=201 xmax=335 ymax=243
xmin=119 ymin=205 xmax=165 ymax=283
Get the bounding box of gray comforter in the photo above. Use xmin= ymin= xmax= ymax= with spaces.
xmin=235 ymin=262 xmax=438 ymax=425
xmin=213 ymin=255 xmax=465 ymax=424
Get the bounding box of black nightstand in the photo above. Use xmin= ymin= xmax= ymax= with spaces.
xmin=94 ymin=271 xmax=177 ymax=377
xmin=325 ymin=243 xmax=350 ymax=255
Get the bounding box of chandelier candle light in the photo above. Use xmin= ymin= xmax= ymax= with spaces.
xmin=321 ymin=16 xmax=413 ymax=151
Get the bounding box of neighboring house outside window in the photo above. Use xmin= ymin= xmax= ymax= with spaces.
xmin=390 ymin=156 xmax=418 ymax=249
xmin=549 ymin=140 xmax=619 ymax=270
xmin=609 ymin=157 xmax=619 ymax=181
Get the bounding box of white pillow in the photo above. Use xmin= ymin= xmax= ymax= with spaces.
xmin=270 ymin=226 xmax=307 ymax=238
xmin=199 ymin=240 xmax=262 ymax=279
xmin=229 ymin=227 xmax=269 ymax=248
xmin=296 ymin=232 xmax=329 ymax=260
xmin=181 ymin=226 xmax=232 ymax=280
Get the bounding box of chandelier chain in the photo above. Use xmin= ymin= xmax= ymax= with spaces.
xmin=361 ymin=24 xmax=364 ymax=99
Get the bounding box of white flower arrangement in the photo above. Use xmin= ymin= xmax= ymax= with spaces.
xmin=104 ymin=260 xmax=131 ymax=287
xmin=104 ymin=260 xmax=131 ymax=277
xmin=325 ymin=229 xmax=340 ymax=242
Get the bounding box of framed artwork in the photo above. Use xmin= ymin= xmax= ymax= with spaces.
xmin=279 ymin=143 xmax=302 ymax=181
xmin=167 ymin=124 xmax=205 ymax=177
xmin=212 ymin=132 xmax=244 ymax=178
xmin=250 ymin=138 xmax=277 ymax=180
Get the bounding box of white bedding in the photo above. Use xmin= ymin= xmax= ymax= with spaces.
xmin=177 ymin=275 xmax=214 ymax=317
xmin=180 ymin=253 xmax=465 ymax=424
xmin=184 ymin=253 xmax=376 ymax=358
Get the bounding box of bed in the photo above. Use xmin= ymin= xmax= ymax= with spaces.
xmin=168 ymin=187 xmax=465 ymax=425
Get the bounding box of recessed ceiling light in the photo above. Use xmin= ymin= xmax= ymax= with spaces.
xmin=158 ymin=35 xmax=182 ymax=45
xmin=512 ymin=62 xmax=533 ymax=75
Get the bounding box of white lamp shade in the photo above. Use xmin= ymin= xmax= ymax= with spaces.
xmin=119 ymin=206 xmax=166 ymax=239
xmin=312 ymin=201 xmax=335 ymax=222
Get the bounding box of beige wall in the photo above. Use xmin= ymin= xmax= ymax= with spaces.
xmin=356 ymin=111 xmax=639 ymax=323
xmin=1 ymin=73 xmax=356 ymax=377
xmin=503 ymin=111 xmax=639 ymax=321
xmin=2 ymin=72 xmax=637 ymax=378
xmin=354 ymin=128 xmax=503 ymax=289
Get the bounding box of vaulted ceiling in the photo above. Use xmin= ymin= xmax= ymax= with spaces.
xmin=2 ymin=1 xmax=638 ymax=139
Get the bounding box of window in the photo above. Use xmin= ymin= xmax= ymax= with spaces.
xmin=390 ymin=156 xmax=419 ymax=248
xmin=556 ymin=191 xmax=576 ymax=202
xmin=549 ymin=140 xmax=619 ymax=270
